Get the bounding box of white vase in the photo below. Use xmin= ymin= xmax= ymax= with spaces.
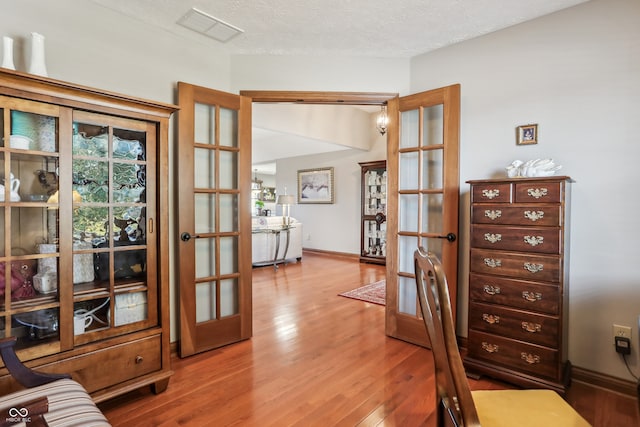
xmin=1 ymin=36 xmax=15 ymax=70
xmin=28 ymin=32 xmax=48 ymax=77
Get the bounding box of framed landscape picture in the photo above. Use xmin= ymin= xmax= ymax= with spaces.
xmin=297 ymin=167 xmax=334 ymax=204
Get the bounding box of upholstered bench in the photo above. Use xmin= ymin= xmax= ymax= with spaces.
xmin=0 ymin=338 xmax=110 ymax=426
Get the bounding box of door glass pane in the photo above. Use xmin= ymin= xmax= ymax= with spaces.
xmin=194 ymin=103 xmax=215 ymax=145
xmin=219 ymin=236 xmax=237 ymax=275
xmin=398 ymin=234 xmax=419 ymax=274
xmin=219 ymin=150 xmax=237 ymax=189
xmin=421 ymin=194 xmax=443 ymax=234
xmin=194 ymin=148 xmax=215 ymax=189
xmin=11 ymin=110 xmax=57 ymax=152
xmin=399 ymin=194 xmax=418 ymax=233
xmin=195 ymin=281 xmax=216 ymax=322
xmin=113 ymin=129 xmax=145 ymax=160
xmin=194 ymin=194 xmax=216 ymax=234
xmin=422 ymin=105 xmax=443 ymax=146
xmin=73 ymin=207 xmax=108 ymax=243
xmin=219 ymin=193 xmax=237 ymax=233
xmin=195 ymin=238 xmax=216 ymax=279
xmin=112 ymin=163 xmax=145 ymax=202
xmin=72 ymin=123 xmax=107 ymax=157
xmin=399 ymin=151 xmax=418 ymax=190
xmin=398 ymin=276 xmax=417 ymax=316
xmin=400 ymin=110 xmax=419 ymax=149
xmin=220 ymin=278 xmax=238 ymax=317
xmin=420 ymin=237 xmax=443 ymax=260
xmin=73 ymin=159 xmax=109 ymax=203
xmin=422 ymin=149 xmax=443 ymax=189
xmin=219 ymin=108 xmax=238 ymax=148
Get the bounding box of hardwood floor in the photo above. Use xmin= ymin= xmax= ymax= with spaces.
xmin=99 ymin=252 xmax=639 ymax=426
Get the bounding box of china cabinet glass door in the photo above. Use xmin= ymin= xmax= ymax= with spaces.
xmin=71 ymin=111 xmax=157 ymax=345
xmin=1 ymin=97 xmax=64 ymax=353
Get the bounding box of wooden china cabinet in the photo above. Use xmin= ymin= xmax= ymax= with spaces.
xmin=359 ymin=160 xmax=387 ymax=264
xmin=464 ymin=176 xmax=572 ymax=394
xmin=0 ymin=69 xmax=177 ymax=402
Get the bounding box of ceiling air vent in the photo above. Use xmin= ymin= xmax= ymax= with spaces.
xmin=177 ymin=7 xmax=244 ymax=43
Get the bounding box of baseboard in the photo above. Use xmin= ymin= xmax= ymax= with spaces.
xmin=302 ymin=248 xmax=359 ymax=260
xmin=572 ymin=365 xmax=637 ymax=398
xmin=458 ymin=336 xmax=637 ymax=398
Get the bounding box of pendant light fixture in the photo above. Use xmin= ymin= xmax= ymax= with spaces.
xmin=251 ymin=169 xmax=262 ymax=190
xmin=376 ymin=104 xmax=389 ymax=136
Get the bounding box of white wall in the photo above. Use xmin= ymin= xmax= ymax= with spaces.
xmin=410 ymin=0 xmax=640 ymax=381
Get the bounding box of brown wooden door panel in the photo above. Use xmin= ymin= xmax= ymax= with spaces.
xmin=177 ymin=82 xmax=252 ymax=357
xmin=385 ymin=84 xmax=460 ymax=347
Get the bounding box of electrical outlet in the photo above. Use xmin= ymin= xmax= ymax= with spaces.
xmin=613 ymin=324 xmax=632 ymax=340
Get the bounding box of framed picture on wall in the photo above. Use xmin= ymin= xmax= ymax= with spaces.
xmin=516 ymin=124 xmax=538 ymax=145
xmin=297 ymin=167 xmax=334 ymax=204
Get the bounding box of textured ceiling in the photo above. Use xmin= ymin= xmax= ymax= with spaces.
xmin=89 ymin=0 xmax=588 ymax=58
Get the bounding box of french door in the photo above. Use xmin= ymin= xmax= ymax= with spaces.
xmin=177 ymin=82 xmax=252 ymax=357
xmin=385 ymin=84 xmax=461 ymax=347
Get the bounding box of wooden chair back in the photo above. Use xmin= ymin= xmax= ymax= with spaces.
xmin=414 ymin=248 xmax=481 ymax=427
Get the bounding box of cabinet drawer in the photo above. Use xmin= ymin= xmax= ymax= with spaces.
xmin=467 ymin=331 xmax=559 ymax=380
xmin=48 ymin=335 xmax=161 ymax=393
xmin=470 ymin=249 xmax=561 ymax=282
xmin=472 ymin=204 xmax=561 ymax=226
xmin=469 ymin=273 xmax=560 ymax=315
xmin=471 ymin=225 xmax=561 ymax=254
xmin=469 ymin=302 xmax=559 ymax=348
xmin=472 ymin=183 xmax=511 ymax=203
xmin=514 ymin=181 xmax=562 ymax=203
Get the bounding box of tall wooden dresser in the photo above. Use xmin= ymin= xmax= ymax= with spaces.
xmin=464 ymin=176 xmax=572 ymax=393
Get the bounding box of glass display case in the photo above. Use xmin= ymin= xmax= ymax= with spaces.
xmin=359 ymin=160 xmax=387 ymax=264
xmin=0 ymin=69 xmax=175 ymax=401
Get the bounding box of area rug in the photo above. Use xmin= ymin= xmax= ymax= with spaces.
xmin=338 ymin=280 xmax=386 ymax=306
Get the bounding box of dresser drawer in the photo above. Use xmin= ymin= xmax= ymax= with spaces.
xmin=472 ymin=204 xmax=561 ymax=227
xmin=469 ymin=302 xmax=559 ymax=348
xmin=469 ymin=273 xmax=560 ymax=315
xmin=470 ymin=249 xmax=561 ymax=282
xmin=514 ymin=181 xmax=563 ymax=203
xmin=43 ymin=335 xmax=161 ymax=393
xmin=467 ymin=331 xmax=559 ymax=380
xmin=471 ymin=225 xmax=561 ymax=254
xmin=471 ymin=183 xmax=511 ymax=203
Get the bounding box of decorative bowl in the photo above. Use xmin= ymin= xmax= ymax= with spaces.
xmin=9 ymin=135 xmax=32 ymax=150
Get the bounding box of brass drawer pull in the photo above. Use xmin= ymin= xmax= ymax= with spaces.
xmin=521 ymin=352 xmax=541 ymax=364
xmin=521 ymin=322 xmax=542 ymax=333
xmin=484 ymin=258 xmax=502 ymax=268
xmin=484 ymin=233 xmax=502 ymax=243
xmin=483 ymin=285 xmax=501 ymax=296
xmin=135 ymin=355 xmax=144 ymax=364
xmin=524 ymin=210 xmax=544 ymax=222
xmin=484 ymin=209 xmax=502 ymax=220
xmin=523 ymin=262 xmax=543 ymax=273
xmin=523 ymin=235 xmax=544 ymax=246
xmin=482 ymin=342 xmax=499 ymax=353
xmin=522 ymin=291 xmax=542 ymax=302
xmin=481 ymin=189 xmax=500 ymax=199
xmin=482 ymin=314 xmax=500 ymax=324
xmin=526 ymin=188 xmax=548 ymax=199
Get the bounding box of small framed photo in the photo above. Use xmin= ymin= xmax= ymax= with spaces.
xmin=297 ymin=167 xmax=334 ymax=204
xmin=517 ymin=124 xmax=538 ymax=145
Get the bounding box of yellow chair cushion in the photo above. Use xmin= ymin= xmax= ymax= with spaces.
xmin=472 ymin=389 xmax=591 ymax=427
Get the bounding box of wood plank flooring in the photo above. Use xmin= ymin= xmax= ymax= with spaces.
xmin=99 ymin=252 xmax=639 ymax=426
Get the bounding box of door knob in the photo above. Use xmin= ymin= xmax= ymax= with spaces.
xmin=180 ymin=232 xmax=192 ymax=242
xmin=436 ymin=232 xmax=457 ymax=242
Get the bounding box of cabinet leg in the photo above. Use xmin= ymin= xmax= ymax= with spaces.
xmin=151 ymin=378 xmax=171 ymax=394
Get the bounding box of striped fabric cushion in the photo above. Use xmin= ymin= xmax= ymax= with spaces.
xmin=0 ymin=379 xmax=110 ymax=427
